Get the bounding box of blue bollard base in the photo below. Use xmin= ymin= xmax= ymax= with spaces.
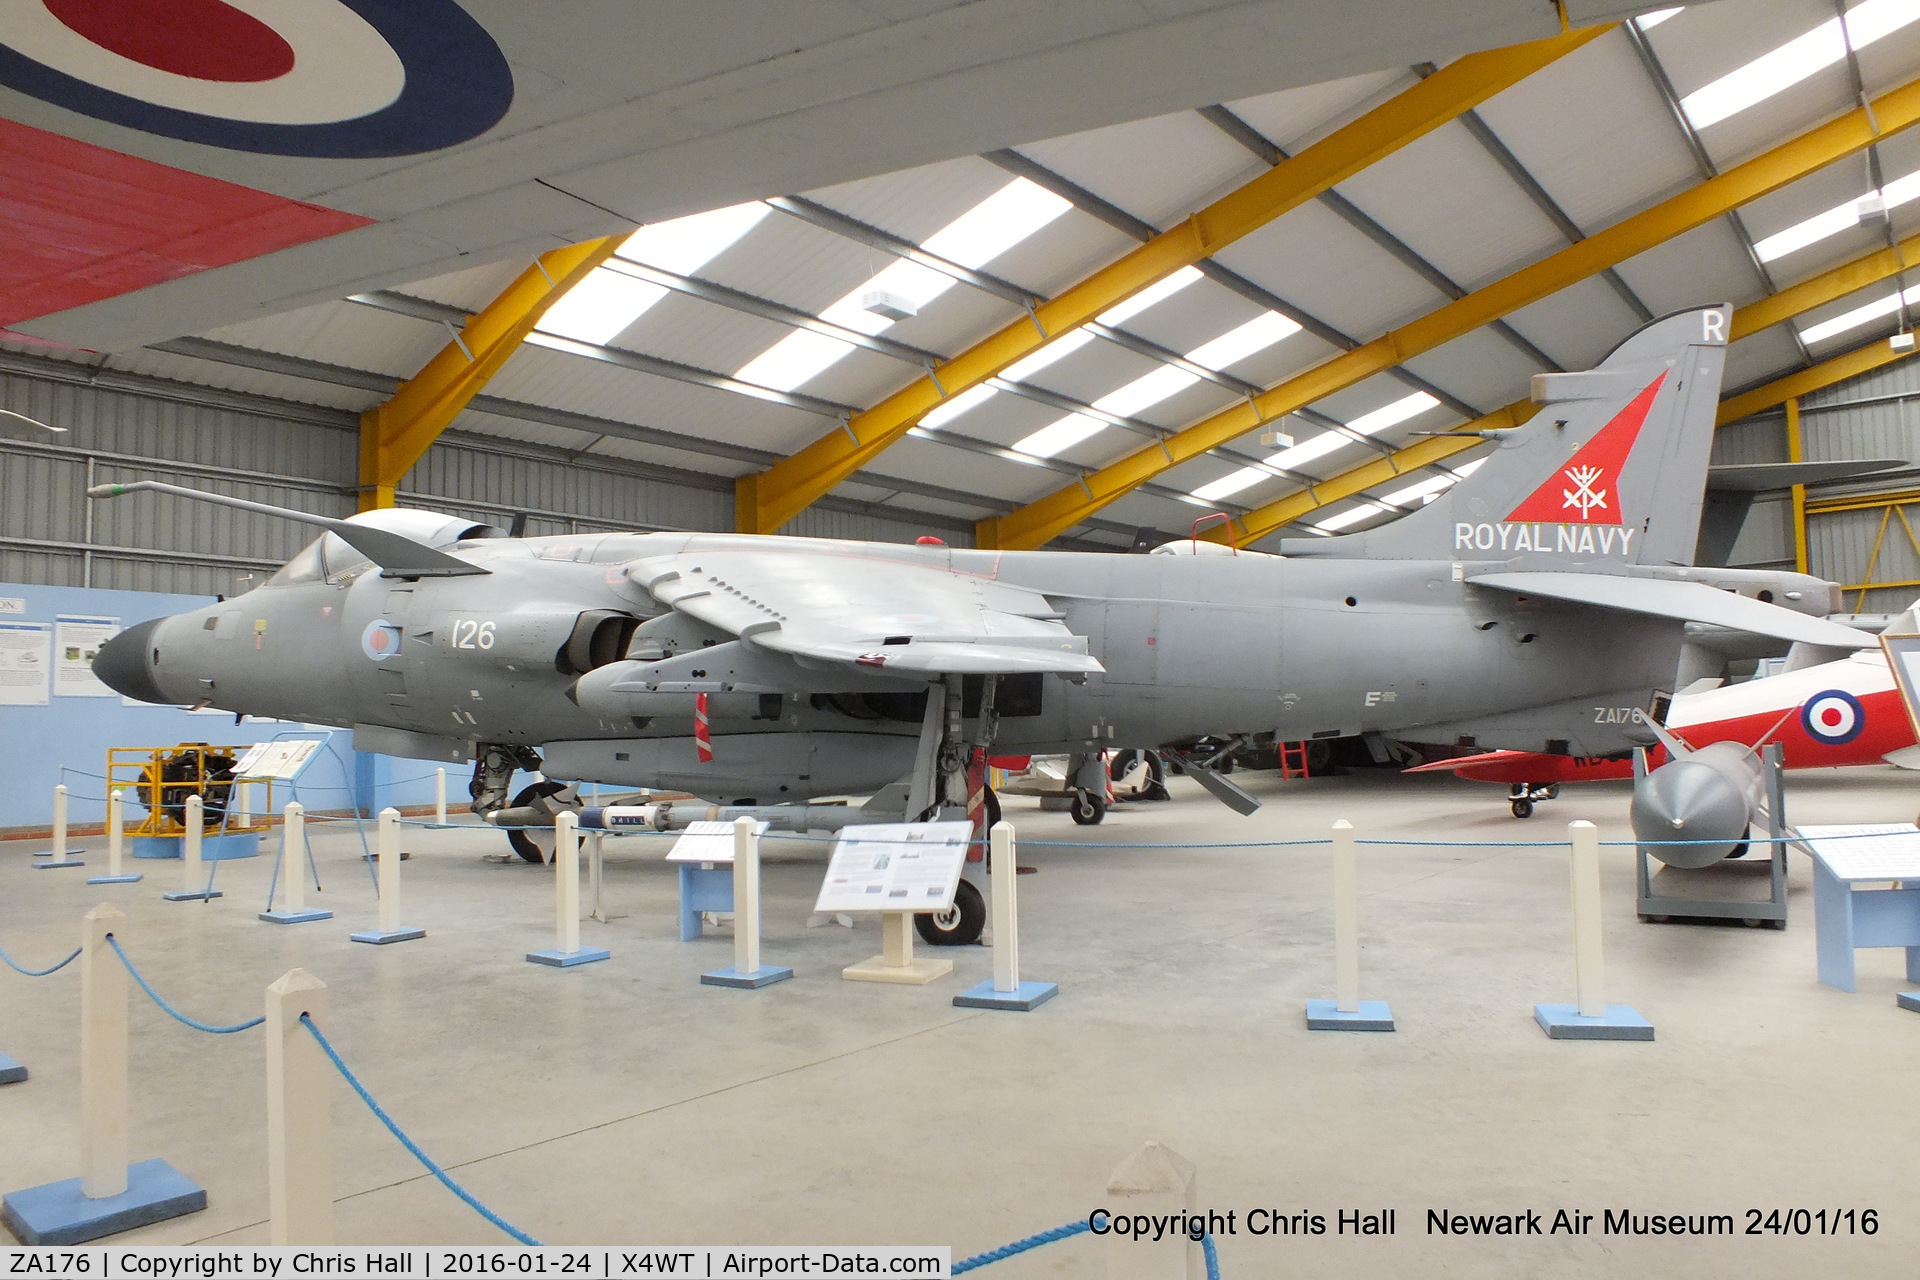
xmin=85 ymin=874 xmax=143 ymax=885
xmin=162 ymin=890 xmax=222 ymax=902
xmin=31 ymin=859 xmax=84 ymax=870
xmin=1306 ymin=999 xmax=1396 ymax=1031
xmin=132 ymin=833 xmax=259 ymax=861
xmin=257 ymin=908 xmax=329 ymax=923
xmin=1 ymin=1158 xmax=206 ymax=1245
xmin=351 ymin=927 xmax=426 ymax=945
xmin=1898 ymin=991 xmax=1920 ymax=1013
xmin=526 ymin=946 xmax=610 ymax=967
xmin=1533 ymin=1003 xmax=1654 ymax=1041
xmin=953 ymin=979 xmax=1059 ymax=1011
xmin=702 ymin=965 xmax=794 ymax=989
xmin=0 ymin=1052 xmax=25 ymax=1085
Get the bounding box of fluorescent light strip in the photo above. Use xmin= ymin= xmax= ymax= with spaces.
xmin=1013 ymin=310 xmax=1302 ymax=458
xmin=736 ymin=178 xmax=1073 ymax=393
xmin=1754 ymin=166 xmax=1920 ymax=261
xmin=1189 ymin=392 xmax=1441 ymax=504
xmin=538 ymin=201 xmax=770 ymax=346
xmin=919 ymin=267 xmax=1206 ymax=431
xmin=1681 ymin=0 xmax=1920 ymax=130
xmin=1799 ymin=281 xmax=1920 ymax=342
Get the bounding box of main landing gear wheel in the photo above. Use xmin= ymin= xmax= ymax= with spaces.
xmin=1071 ymin=790 xmax=1107 ymax=825
xmin=506 ymin=780 xmax=568 ymax=864
xmin=1511 ymin=798 xmax=1534 ymax=819
xmin=916 ymin=878 xmax=985 ymax=946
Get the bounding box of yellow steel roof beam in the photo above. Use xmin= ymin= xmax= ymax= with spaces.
xmin=732 ymin=26 xmax=1610 ymax=536
xmin=1732 ymin=230 xmax=1920 ymax=340
xmin=982 ymin=70 xmax=1920 ymax=551
xmin=358 ymin=236 xmax=624 ymax=511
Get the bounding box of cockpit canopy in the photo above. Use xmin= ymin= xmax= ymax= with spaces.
xmin=267 ymin=508 xmax=506 ymax=587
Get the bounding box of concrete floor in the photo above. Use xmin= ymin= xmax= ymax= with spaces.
xmin=2 ymin=765 xmax=1917 ymax=1276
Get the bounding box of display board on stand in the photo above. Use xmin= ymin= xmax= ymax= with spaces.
xmin=819 ymin=822 xmax=971 ymax=985
xmin=671 ymin=819 xmax=765 ymax=941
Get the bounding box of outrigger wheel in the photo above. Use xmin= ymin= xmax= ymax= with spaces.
xmin=916 ymin=878 xmax=986 ymax=946
xmin=1071 ymin=790 xmax=1107 ymax=825
xmin=505 ymin=780 xmax=569 ymax=864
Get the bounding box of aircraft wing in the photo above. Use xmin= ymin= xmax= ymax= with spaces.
xmin=1401 ymin=750 xmax=1538 ymax=774
xmin=1467 ymin=571 xmax=1876 ymax=649
xmin=629 ymin=551 xmax=1103 ymax=678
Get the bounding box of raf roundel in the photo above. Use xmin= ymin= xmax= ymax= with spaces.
xmin=0 ymin=0 xmax=513 ymax=158
xmin=361 ymin=619 xmax=402 ymax=663
xmin=1801 ymin=689 xmax=1865 ymax=745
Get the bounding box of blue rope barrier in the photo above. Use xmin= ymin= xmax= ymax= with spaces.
xmin=104 ymin=936 xmax=263 ymax=1034
xmin=952 ymin=1220 xmax=1088 ymax=1274
xmin=952 ymin=1221 xmax=1220 ymax=1277
xmin=300 ymin=1014 xmax=543 ymax=1247
xmin=0 ymin=939 xmax=81 ymax=977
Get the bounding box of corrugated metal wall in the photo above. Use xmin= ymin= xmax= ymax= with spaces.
xmin=0 ymin=352 xmax=972 ymax=595
xmin=1790 ymin=355 xmax=1920 ymax=615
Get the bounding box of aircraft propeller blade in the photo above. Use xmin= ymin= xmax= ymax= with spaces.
xmin=1185 ymin=762 xmax=1262 ymax=815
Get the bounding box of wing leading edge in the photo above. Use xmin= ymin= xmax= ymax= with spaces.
xmin=1467 ymin=571 xmax=1874 ymax=650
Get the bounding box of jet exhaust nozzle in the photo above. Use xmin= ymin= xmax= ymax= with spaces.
xmin=1629 ymin=742 xmax=1763 ymax=868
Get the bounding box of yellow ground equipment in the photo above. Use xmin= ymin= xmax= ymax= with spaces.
xmin=105 ymin=744 xmax=270 ymax=835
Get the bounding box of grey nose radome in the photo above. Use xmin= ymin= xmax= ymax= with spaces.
xmin=92 ymin=617 xmax=170 ymax=705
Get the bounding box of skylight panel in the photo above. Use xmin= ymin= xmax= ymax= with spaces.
xmin=1348 ymin=391 xmax=1441 ymax=435
xmin=1186 ymin=311 xmax=1302 ymax=371
xmin=1186 ymin=392 xmax=1442 ymax=504
xmin=920 ymin=384 xmax=997 ymax=429
xmin=1681 ymin=0 xmax=1920 ymax=130
xmin=1096 ymin=266 xmax=1205 ymax=327
xmin=1096 ymin=366 xmax=1202 ymax=419
xmin=1798 ymin=281 xmax=1920 ymax=342
xmin=536 ymin=270 xmax=669 ymax=346
xmin=1635 ymin=8 xmax=1682 ymax=30
xmin=1313 ymin=503 xmax=1391 ymax=532
xmin=614 ymin=200 xmax=770 ymax=274
xmin=541 ymin=201 xmax=771 ymax=346
xmin=1379 ymin=473 xmax=1458 ymax=506
xmin=1003 ymin=328 xmax=1096 ymax=380
xmin=1753 ymin=165 xmax=1920 ymax=261
xmin=737 ymin=178 xmax=1070 ymax=393
xmin=1011 ymin=413 xmax=1105 ymax=459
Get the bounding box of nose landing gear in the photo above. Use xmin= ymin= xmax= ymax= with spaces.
xmin=1509 ymin=781 xmax=1560 ymax=818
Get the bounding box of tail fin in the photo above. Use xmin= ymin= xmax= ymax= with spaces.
xmin=1285 ymin=305 xmax=1731 ymax=566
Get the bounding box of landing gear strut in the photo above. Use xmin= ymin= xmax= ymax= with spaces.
xmin=1508 ymin=781 xmax=1560 ymax=819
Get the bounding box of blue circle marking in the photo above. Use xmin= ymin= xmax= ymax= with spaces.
xmin=1802 ymin=689 xmax=1865 ymax=745
xmin=0 ymin=0 xmax=512 ymax=158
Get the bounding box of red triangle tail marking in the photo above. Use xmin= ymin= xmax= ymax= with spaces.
xmin=1505 ymin=371 xmax=1668 ymax=526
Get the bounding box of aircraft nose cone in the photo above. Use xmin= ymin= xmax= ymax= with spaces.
xmin=91 ymin=618 xmax=170 ymax=704
xmin=1630 ymin=758 xmax=1749 ymax=869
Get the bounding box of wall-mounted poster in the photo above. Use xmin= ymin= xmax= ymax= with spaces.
xmin=0 ymin=620 xmax=52 ymax=706
xmin=55 ymin=614 xmax=119 ymax=697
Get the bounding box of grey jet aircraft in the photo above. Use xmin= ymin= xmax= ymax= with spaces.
xmin=89 ymin=306 xmax=1873 ymax=943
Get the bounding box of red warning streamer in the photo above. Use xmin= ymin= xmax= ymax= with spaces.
xmin=695 ymin=692 xmax=712 ymax=763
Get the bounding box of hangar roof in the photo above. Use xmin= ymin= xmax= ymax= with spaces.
xmin=18 ymin=0 xmax=1920 ymax=551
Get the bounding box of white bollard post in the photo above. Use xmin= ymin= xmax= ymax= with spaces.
xmin=992 ymin=825 xmax=1019 ymax=994
xmin=234 ymin=782 xmax=254 ymax=831
xmin=1102 ymin=1142 xmax=1206 ymax=1280
xmin=351 ymin=810 xmax=423 ymax=945
xmin=526 ymin=811 xmax=607 ymax=966
xmin=88 ymin=790 xmax=142 ymax=885
xmin=433 ymin=768 xmax=447 ymax=826
xmin=1334 ymin=820 xmax=1359 ymax=1013
xmin=1306 ymin=820 xmax=1393 ymax=1031
xmin=1533 ymin=820 xmax=1652 ymax=1039
xmin=954 ymin=821 xmax=1059 ymax=1010
xmin=1570 ymin=820 xmax=1605 ymax=1018
xmin=259 ymin=802 xmax=328 ymax=922
xmin=162 ymin=796 xmax=220 ymax=901
xmin=265 ymin=969 xmax=333 ymax=1245
xmin=35 ymin=783 xmax=82 ymax=868
xmin=80 ymin=904 xmax=129 ymax=1199
xmin=734 ymin=816 xmax=760 ymax=977
xmin=700 ymin=819 xmax=790 ymax=987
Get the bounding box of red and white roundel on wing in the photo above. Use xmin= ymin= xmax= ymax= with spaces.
xmin=7 ymin=0 xmax=402 ymax=125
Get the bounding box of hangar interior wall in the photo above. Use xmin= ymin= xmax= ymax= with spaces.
xmin=0 ymin=350 xmax=973 ymax=601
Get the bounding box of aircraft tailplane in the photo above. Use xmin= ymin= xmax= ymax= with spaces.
xmin=1282 ymin=305 xmax=1732 ymax=568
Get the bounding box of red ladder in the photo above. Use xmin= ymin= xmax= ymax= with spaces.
xmin=1279 ymin=740 xmax=1311 ymax=780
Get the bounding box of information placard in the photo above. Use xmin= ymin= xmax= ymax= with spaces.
xmin=1796 ymin=823 xmax=1920 ymax=881
xmin=813 ymin=820 xmax=971 ymax=915
xmin=231 ymin=738 xmax=325 ymax=781
xmin=0 ymin=620 xmax=51 ymax=706
xmin=666 ymin=819 xmax=767 ymax=862
xmin=54 ymin=613 xmax=118 ymax=696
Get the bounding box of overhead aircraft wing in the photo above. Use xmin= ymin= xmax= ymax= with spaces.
xmin=1466 ymin=571 xmax=1875 ymax=649
xmin=628 ymin=550 xmax=1102 ymax=677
